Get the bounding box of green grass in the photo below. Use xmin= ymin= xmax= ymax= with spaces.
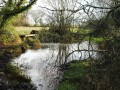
xmin=16 ymin=27 xmax=91 ymax=35
xmin=70 ymin=27 xmax=104 ymax=42
xmin=57 ymin=61 xmax=91 ymax=90
xmin=15 ymin=26 xmax=49 ymax=35
xmin=70 ymin=28 xmax=104 ymax=43
xmin=63 ymin=61 xmax=89 ymax=79
xmin=57 ymin=81 xmax=79 ymax=90
xmin=70 ymin=28 xmax=92 ymax=34
xmin=85 ymin=36 xmax=104 ymax=43
xmin=91 ymin=37 xmax=104 ymax=42
xmin=15 ymin=26 xmax=104 ymax=43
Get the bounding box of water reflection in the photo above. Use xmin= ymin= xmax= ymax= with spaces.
xmin=12 ymin=41 xmax=99 ymax=90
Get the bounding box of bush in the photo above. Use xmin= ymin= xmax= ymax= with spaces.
xmin=39 ymin=30 xmax=61 ymax=43
xmin=24 ymin=37 xmax=41 ymax=49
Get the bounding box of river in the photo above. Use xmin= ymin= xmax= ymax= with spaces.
xmin=12 ymin=41 xmax=99 ymax=90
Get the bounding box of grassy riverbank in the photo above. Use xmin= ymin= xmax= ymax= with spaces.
xmin=57 ymin=59 xmax=120 ymax=90
xmin=57 ymin=60 xmax=93 ymax=90
xmin=0 ymin=57 xmax=36 ymax=90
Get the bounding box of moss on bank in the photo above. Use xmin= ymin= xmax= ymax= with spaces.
xmin=24 ymin=37 xmax=41 ymax=49
xmin=0 ymin=29 xmax=22 ymax=46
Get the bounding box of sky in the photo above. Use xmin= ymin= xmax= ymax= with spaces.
xmin=32 ymin=0 xmax=44 ymax=10
xmin=29 ymin=0 xmax=110 ymax=25
xmin=29 ymin=0 xmax=88 ymax=25
xmin=32 ymin=0 xmax=94 ymax=10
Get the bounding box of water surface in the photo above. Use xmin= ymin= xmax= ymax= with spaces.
xmin=12 ymin=41 xmax=99 ymax=90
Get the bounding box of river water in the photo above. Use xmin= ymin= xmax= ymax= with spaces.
xmin=12 ymin=41 xmax=99 ymax=90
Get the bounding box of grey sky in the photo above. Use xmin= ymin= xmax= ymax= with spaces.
xmin=29 ymin=0 xmax=111 ymax=25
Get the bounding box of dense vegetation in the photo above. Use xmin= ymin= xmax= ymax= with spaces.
xmin=56 ymin=0 xmax=120 ymax=90
xmin=0 ymin=0 xmax=37 ymax=46
xmin=0 ymin=0 xmax=120 ymax=90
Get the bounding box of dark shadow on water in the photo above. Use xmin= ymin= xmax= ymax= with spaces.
xmin=0 ymin=47 xmax=37 ymax=90
xmin=0 ymin=42 xmax=100 ymax=90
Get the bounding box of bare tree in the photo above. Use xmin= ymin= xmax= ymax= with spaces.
xmin=39 ymin=0 xmax=82 ymax=35
xmin=29 ymin=10 xmax=44 ymax=26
